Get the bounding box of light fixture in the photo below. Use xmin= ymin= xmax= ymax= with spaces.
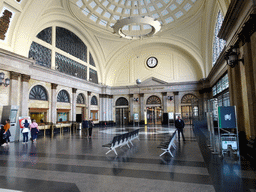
xmin=225 ymin=46 xmax=244 ymax=68
xmin=167 ymin=96 xmax=173 ymax=101
xmin=134 ymin=98 xmax=139 ymax=102
xmin=112 ymin=16 xmax=161 ymax=40
xmin=0 ymin=72 xmax=10 ymax=87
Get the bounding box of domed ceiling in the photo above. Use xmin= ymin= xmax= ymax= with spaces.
xmin=70 ymin=0 xmax=201 ymax=38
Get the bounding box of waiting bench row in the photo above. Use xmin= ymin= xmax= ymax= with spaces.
xmin=157 ymin=131 xmax=177 ymax=157
xmin=102 ymin=129 xmax=140 ymax=156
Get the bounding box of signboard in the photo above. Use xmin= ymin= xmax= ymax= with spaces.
xmin=218 ymin=106 xmax=236 ymax=128
xmin=134 ymin=113 xmax=139 ymax=120
xmin=19 ymin=116 xmax=31 ymax=128
xmin=168 ymin=112 xmax=174 ymax=120
xmin=221 ymin=136 xmax=237 ymax=150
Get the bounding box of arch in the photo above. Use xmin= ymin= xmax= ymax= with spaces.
xmin=146 ymin=95 xmax=161 ymax=105
xmin=91 ymin=96 xmax=98 ymax=105
xmin=29 ymin=85 xmax=48 ymax=101
xmin=181 ymin=94 xmax=198 ymax=104
xmin=57 ymin=90 xmax=70 ymax=103
xmin=77 ymin=93 xmax=85 ymax=104
xmin=115 ymin=97 xmax=129 ymax=106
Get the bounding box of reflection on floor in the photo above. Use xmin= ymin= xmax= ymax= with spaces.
xmin=0 ymin=125 xmax=255 ymax=192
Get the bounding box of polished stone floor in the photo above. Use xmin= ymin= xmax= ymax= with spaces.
xmin=0 ymin=125 xmax=255 ymax=192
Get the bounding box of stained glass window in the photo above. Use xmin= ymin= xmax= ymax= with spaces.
xmin=56 ymin=53 xmax=87 ymax=80
xmin=212 ymin=11 xmax=226 ymax=66
xmin=89 ymin=68 xmax=98 ymax=84
xmin=116 ymin=97 xmax=128 ymax=106
xmin=28 ymin=42 xmax=51 ymax=68
xmin=57 ymin=90 xmax=70 ymax=103
xmin=56 ymin=27 xmax=87 ymax=62
xmin=77 ymin=93 xmax=85 ymax=104
xmin=91 ymin=96 xmax=98 ymax=105
xmin=36 ymin=27 xmax=52 ymax=44
xmin=29 ymin=85 xmax=48 ymax=101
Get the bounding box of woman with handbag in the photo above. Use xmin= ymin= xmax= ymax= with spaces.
xmin=2 ymin=119 xmax=10 ymax=146
xmin=22 ymin=119 xmax=30 ymax=144
xmin=30 ymin=119 xmax=39 ymax=142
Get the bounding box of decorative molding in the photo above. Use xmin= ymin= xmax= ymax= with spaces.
xmin=10 ymin=71 xmax=20 ymax=80
xmin=21 ymin=74 xmax=30 ymax=82
xmin=129 ymin=94 xmax=133 ymax=98
xmin=161 ymin=92 xmax=167 ymax=96
xmin=72 ymin=88 xmax=77 ymax=93
xmin=139 ymin=93 xmax=144 ymax=97
xmin=51 ymin=83 xmax=58 ymax=89
xmin=0 ymin=9 xmax=12 ymax=40
xmin=87 ymin=91 xmax=91 ymax=96
xmin=238 ymin=14 xmax=256 ymax=45
xmin=99 ymin=94 xmax=108 ymax=98
xmin=173 ymin=92 xmax=179 ymax=95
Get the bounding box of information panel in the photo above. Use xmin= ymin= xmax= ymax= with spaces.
xmin=218 ymin=106 xmax=236 ymax=128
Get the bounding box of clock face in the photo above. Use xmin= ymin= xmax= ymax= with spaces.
xmin=146 ymin=57 xmax=158 ymax=68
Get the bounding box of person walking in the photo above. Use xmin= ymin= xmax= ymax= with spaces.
xmin=175 ymin=116 xmax=185 ymax=141
xmin=22 ymin=119 xmax=30 ymax=144
xmin=2 ymin=119 xmax=11 ymax=146
xmin=30 ymin=119 xmax=39 ymax=142
xmin=88 ymin=118 xmax=94 ymax=138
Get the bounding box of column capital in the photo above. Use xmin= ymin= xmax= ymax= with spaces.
xmin=88 ymin=91 xmax=91 ymax=96
xmin=129 ymin=94 xmax=134 ymax=98
xmin=139 ymin=93 xmax=144 ymax=97
xmin=108 ymin=95 xmax=113 ymax=99
xmin=21 ymin=74 xmax=30 ymax=82
xmin=10 ymin=71 xmax=20 ymax=80
xmin=72 ymin=88 xmax=77 ymax=93
xmin=174 ymin=91 xmax=179 ymax=95
xmin=51 ymin=83 xmax=58 ymax=89
xmin=161 ymin=92 xmax=167 ymax=96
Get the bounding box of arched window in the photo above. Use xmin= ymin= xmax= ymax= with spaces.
xmin=77 ymin=93 xmax=85 ymax=104
xmin=29 ymin=85 xmax=48 ymax=101
xmin=91 ymin=96 xmax=98 ymax=105
xmin=146 ymin=95 xmax=161 ymax=105
xmin=116 ymin=97 xmax=128 ymax=106
xmin=181 ymin=94 xmax=198 ymax=104
xmin=28 ymin=26 xmax=98 ymax=83
xmin=212 ymin=11 xmax=226 ymax=66
xmin=57 ymin=90 xmax=70 ymax=103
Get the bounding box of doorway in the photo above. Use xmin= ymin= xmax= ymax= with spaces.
xmin=116 ymin=108 xmax=128 ymax=126
xmin=146 ymin=106 xmax=162 ymax=125
xmin=181 ymin=105 xmax=198 ymax=125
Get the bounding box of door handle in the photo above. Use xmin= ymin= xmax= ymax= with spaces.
xmin=11 ymin=124 xmax=15 ymax=126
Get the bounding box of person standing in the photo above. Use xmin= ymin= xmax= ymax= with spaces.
xmin=88 ymin=118 xmax=94 ymax=138
xmin=22 ymin=119 xmax=30 ymax=144
xmin=82 ymin=118 xmax=88 ymax=137
xmin=30 ymin=119 xmax=39 ymax=142
xmin=2 ymin=119 xmax=11 ymax=146
xmin=175 ymin=116 xmax=185 ymax=141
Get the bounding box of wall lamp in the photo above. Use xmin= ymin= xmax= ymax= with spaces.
xmin=0 ymin=72 xmax=10 ymax=87
xmin=134 ymin=98 xmax=139 ymax=102
xmin=224 ymin=46 xmax=244 ymax=68
xmin=167 ymin=96 xmax=173 ymax=101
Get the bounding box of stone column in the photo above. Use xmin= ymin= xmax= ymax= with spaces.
xmin=139 ymin=93 xmax=144 ymax=124
xmin=242 ymin=39 xmax=256 ymax=137
xmin=87 ymin=91 xmax=91 ymax=119
xmin=51 ymin=83 xmax=58 ymax=124
xmin=9 ymin=72 xmax=20 ymax=106
xmin=108 ymin=95 xmax=113 ymax=122
xmin=20 ymin=74 xmax=30 ymax=116
xmin=99 ymin=94 xmax=107 ymax=123
xmin=162 ymin=92 xmax=167 ymax=113
xmin=129 ymin=94 xmax=134 ymax=123
xmin=173 ymin=92 xmax=179 ymax=119
xmin=72 ymin=88 xmax=77 ymax=123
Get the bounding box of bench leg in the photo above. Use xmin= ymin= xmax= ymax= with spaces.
xmin=129 ymin=140 xmax=134 ymax=146
xmin=160 ymin=150 xmax=167 ymax=156
xmin=113 ymin=148 xmax=118 ymax=156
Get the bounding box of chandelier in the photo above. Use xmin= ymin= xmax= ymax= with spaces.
xmin=112 ymin=16 xmax=161 ymax=40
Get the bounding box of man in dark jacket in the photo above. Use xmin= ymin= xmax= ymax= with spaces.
xmin=175 ymin=116 xmax=185 ymax=141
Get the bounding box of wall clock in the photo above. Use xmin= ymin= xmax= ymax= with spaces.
xmin=146 ymin=57 xmax=158 ymax=68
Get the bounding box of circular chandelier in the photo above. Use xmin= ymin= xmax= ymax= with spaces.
xmin=112 ymin=16 xmax=161 ymax=40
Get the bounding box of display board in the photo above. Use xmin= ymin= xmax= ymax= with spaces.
xmin=218 ymin=106 xmax=236 ymax=128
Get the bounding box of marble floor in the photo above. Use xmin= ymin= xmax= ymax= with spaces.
xmin=0 ymin=125 xmax=255 ymax=192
